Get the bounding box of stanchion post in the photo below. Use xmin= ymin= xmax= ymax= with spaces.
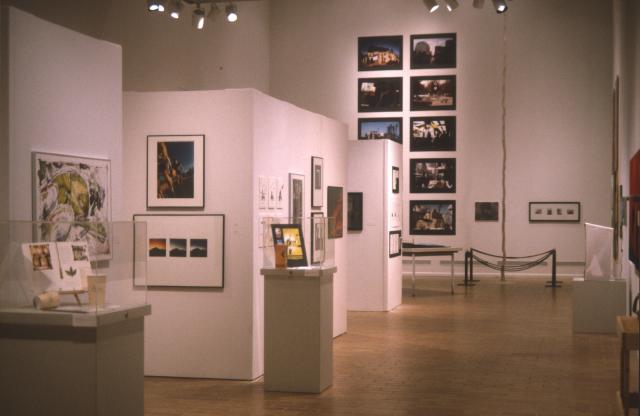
xmin=470 ymin=249 xmax=474 ymax=282
xmin=545 ymin=249 xmax=562 ymax=288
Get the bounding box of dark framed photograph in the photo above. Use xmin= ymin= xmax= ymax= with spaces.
xmin=271 ymin=223 xmax=308 ymax=268
xmin=147 ymin=134 xmax=205 ymax=208
xmin=327 ymin=186 xmax=344 ymax=239
xmin=529 ymin=202 xmax=581 ymax=223
xmin=311 ymin=156 xmax=323 ymax=208
xmin=347 ymin=192 xmax=363 ymax=231
xmin=475 ymin=202 xmax=499 ymax=222
xmin=358 ymin=118 xmax=402 ymax=144
xmin=630 ymin=150 xmax=640 ymax=270
xmin=358 ymin=35 xmax=403 ymax=71
xmin=410 ymin=76 xmax=456 ymax=111
xmin=358 ymin=77 xmax=403 ymax=113
xmin=410 ymin=33 xmax=456 ymax=69
xmin=410 ymin=116 xmax=456 ymax=152
xmin=410 ymin=158 xmax=456 ymax=193
xmin=310 ymin=212 xmax=325 ymax=265
xmin=389 ymin=230 xmax=401 ymax=258
xmin=289 ymin=173 xmax=304 ymax=223
xmin=409 ymin=200 xmax=456 ymax=235
xmin=392 ymin=166 xmax=400 ymax=194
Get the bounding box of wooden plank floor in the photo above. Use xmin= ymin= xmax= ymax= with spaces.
xmin=145 ymin=277 xmax=624 ymax=416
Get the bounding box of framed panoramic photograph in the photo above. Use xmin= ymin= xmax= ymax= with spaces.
xmin=410 ymin=33 xmax=456 ymax=69
xmin=327 ymin=186 xmax=344 ymax=239
xmin=310 ymin=212 xmax=325 ymax=265
xmin=410 ymin=76 xmax=456 ymax=111
xmin=311 ymin=156 xmax=323 ymax=208
xmin=133 ymin=214 xmax=225 ymax=288
xmin=410 ymin=158 xmax=456 ymax=194
xmin=358 ymin=77 xmax=403 ymax=112
xmin=147 ymin=134 xmax=204 ymax=209
xmin=358 ymin=35 xmax=403 ymax=71
xmin=410 ymin=116 xmax=456 ymax=152
xmin=347 ymin=192 xmax=363 ymax=231
xmin=271 ymin=223 xmax=308 ymax=267
xmin=389 ymin=230 xmax=402 ymax=258
xmin=32 ymin=151 xmax=111 ymax=261
xmin=392 ymin=166 xmax=400 ymax=194
xmin=529 ymin=202 xmax=581 ymax=223
xmin=289 ymin=173 xmax=304 ymax=223
xmin=358 ymin=118 xmax=402 ymax=144
xmin=475 ymin=202 xmax=499 ymax=222
xmin=409 ymin=200 xmax=456 ymax=235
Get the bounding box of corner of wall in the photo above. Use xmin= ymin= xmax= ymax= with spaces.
xmin=0 ymin=5 xmax=9 ymax=221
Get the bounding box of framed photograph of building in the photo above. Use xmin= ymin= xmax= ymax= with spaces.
xmin=389 ymin=230 xmax=401 ymax=258
xmin=289 ymin=173 xmax=304 ymax=223
xmin=327 ymin=186 xmax=344 ymax=239
xmin=410 ymin=158 xmax=456 ymax=193
xmin=392 ymin=166 xmax=400 ymax=194
xmin=133 ymin=214 xmax=225 ymax=288
xmin=409 ymin=200 xmax=456 ymax=235
xmin=358 ymin=118 xmax=402 ymax=144
xmin=311 ymin=156 xmax=323 ymax=208
xmin=529 ymin=202 xmax=581 ymax=223
xmin=347 ymin=192 xmax=363 ymax=231
xmin=271 ymin=223 xmax=308 ymax=267
xmin=147 ymin=134 xmax=205 ymax=209
xmin=358 ymin=35 xmax=403 ymax=71
xmin=410 ymin=76 xmax=456 ymax=111
xmin=358 ymin=77 xmax=403 ymax=112
xmin=410 ymin=33 xmax=456 ymax=69
xmin=475 ymin=202 xmax=499 ymax=221
xmin=310 ymin=212 xmax=325 ymax=264
xmin=410 ymin=116 xmax=456 ymax=152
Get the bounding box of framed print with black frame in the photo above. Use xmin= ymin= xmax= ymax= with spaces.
xmin=410 ymin=76 xmax=456 ymax=111
xmin=147 ymin=134 xmax=204 ymax=209
xmin=410 ymin=33 xmax=456 ymax=69
xmin=410 ymin=116 xmax=456 ymax=152
xmin=358 ymin=77 xmax=403 ymax=113
xmin=327 ymin=186 xmax=344 ymax=239
xmin=311 ymin=157 xmax=323 ymax=208
xmin=392 ymin=166 xmax=400 ymax=194
xmin=409 ymin=200 xmax=456 ymax=235
xmin=410 ymin=158 xmax=456 ymax=193
xmin=389 ymin=230 xmax=401 ymax=258
xmin=347 ymin=192 xmax=363 ymax=231
xmin=310 ymin=212 xmax=325 ymax=265
xmin=528 ymin=202 xmax=581 ymax=223
xmin=475 ymin=202 xmax=499 ymax=222
xmin=289 ymin=173 xmax=304 ymax=223
xmin=271 ymin=223 xmax=308 ymax=267
xmin=358 ymin=118 xmax=402 ymax=144
xmin=358 ymin=35 xmax=403 ymax=71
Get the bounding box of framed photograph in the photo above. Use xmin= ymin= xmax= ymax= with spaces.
xmin=32 ymin=152 xmax=111 ymax=260
xmin=358 ymin=118 xmax=402 ymax=144
xmin=410 ymin=76 xmax=456 ymax=111
xmin=271 ymin=223 xmax=308 ymax=267
xmin=392 ymin=166 xmax=400 ymax=194
xmin=311 ymin=157 xmax=323 ymax=208
xmin=276 ymin=177 xmax=285 ymax=210
xmin=630 ymin=151 xmax=640 ymax=270
xmin=475 ymin=202 xmax=499 ymax=222
xmin=289 ymin=173 xmax=304 ymax=223
xmin=310 ymin=212 xmax=325 ymax=265
xmin=389 ymin=230 xmax=401 ymax=258
xmin=409 ymin=200 xmax=456 ymax=235
xmin=347 ymin=192 xmax=363 ymax=231
xmin=327 ymin=186 xmax=344 ymax=239
xmin=258 ymin=176 xmax=268 ymax=209
xmin=410 ymin=33 xmax=456 ymax=69
xmin=528 ymin=202 xmax=581 ymax=223
xmin=410 ymin=158 xmax=456 ymax=193
xmin=268 ymin=177 xmax=277 ymax=209
xmin=410 ymin=116 xmax=456 ymax=152
xmin=133 ymin=214 xmax=224 ymax=287
xmin=358 ymin=35 xmax=403 ymax=71
xmin=358 ymin=77 xmax=403 ymax=113
xmin=147 ymin=135 xmax=204 ymax=208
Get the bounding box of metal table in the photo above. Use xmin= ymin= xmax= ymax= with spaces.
xmin=403 ymin=246 xmax=461 ymax=295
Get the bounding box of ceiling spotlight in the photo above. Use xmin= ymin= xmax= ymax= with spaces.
xmin=492 ymin=0 xmax=508 ymax=13
xmin=193 ymin=7 xmax=205 ymax=29
xmin=444 ymin=0 xmax=459 ymax=11
xmin=226 ymin=4 xmax=238 ymax=22
xmin=168 ymin=0 xmax=182 ymax=19
xmin=423 ymin=0 xmax=439 ymax=13
xmin=147 ymin=0 xmax=164 ymax=12
xmin=473 ymin=0 xmax=485 ymax=8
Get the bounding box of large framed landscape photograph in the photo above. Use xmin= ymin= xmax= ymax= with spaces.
xmin=410 ymin=158 xmax=456 ymax=194
xmin=358 ymin=77 xmax=403 ymax=112
xmin=410 ymin=200 xmax=456 ymax=235
xmin=133 ymin=214 xmax=225 ymax=287
xmin=410 ymin=76 xmax=456 ymax=111
xmin=147 ymin=134 xmax=204 ymax=209
xmin=410 ymin=33 xmax=456 ymax=69
xmin=410 ymin=116 xmax=456 ymax=152
xmin=358 ymin=118 xmax=402 ymax=144
xmin=358 ymin=35 xmax=403 ymax=71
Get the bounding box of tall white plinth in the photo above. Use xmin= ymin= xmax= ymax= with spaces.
xmin=261 ymin=266 xmax=336 ymax=393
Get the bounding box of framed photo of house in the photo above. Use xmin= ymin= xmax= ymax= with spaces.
xmin=310 ymin=212 xmax=325 ymax=264
xmin=392 ymin=166 xmax=400 ymax=194
xmin=347 ymin=192 xmax=363 ymax=231
xmin=410 ymin=116 xmax=456 ymax=152
xmin=410 ymin=158 xmax=456 ymax=193
xmin=475 ymin=202 xmax=499 ymax=221
xmin=311 ymin=157 xmax=323 ymax=208
xmin=529 ymin=202 xmax=581 ymax=223
xmin=389 ymin=230 xmax=402 ymax=258
xmin=358 ymin=118 xmax=402 ymax=144
xmin=358 ymin=35 xmax=403 ymax=71
xmin=289 ymin=173 xmax=304 ymax=223
xmin=410 ymin=33 xmax=456 ymax=69
xmin=410 ymin=76 xmax=456 ymax=111
xmin=147 ymin=134 xmax=205 ymax=209
xmin=271 ymin=223 xmax=308 ymax=267
xmin=409 ymin=200 xmax=456 ymax=235
xmin=358 ymin=77 xmax=403 ymax=112
xmin=327 ymin=186 xmax=344 ymax=239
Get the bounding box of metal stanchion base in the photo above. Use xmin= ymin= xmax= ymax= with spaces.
xmin=457 ymin=282 xmax=477 ymax=287
xmin=545 ymin=280 xmax=563 ymax=288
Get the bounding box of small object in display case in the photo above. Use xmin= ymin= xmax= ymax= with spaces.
xmin=410 ymin=75 xmax=456 ymax=111
xmin=327 ymin=186 xmax=344 ymax=239
xmin=347 ymin=192 xmax=363 ymax=231
xmin=410 ymin=33 xmax=456 ymax=69
xmin=410 ymin=158 xmax=456 ymax=194
xmin=311 ymin=157 xmax=323 ymax=208
xmin=358 ymin=77 xmax=403 ymax=113
xmin=410 ymin=116 xmax=456 ymax=152
xmin=475 ymin=202 xmax=499 ymax=221
xmin=274 ymin=244 xmax=287 ymax=268
xmin=358 ymin=35 xmax=403 ymax=71
xmin=528 ymin=202 xmax=581 ymax=223
xmin=358 ymin=118 xmax=402 ymax=144
xmin=271 ymin=224 xmax=308 ymax=267
xmin=410 ymin=200 xmax=456 ymax=235
xmin=389 ymin=230 xmax=402 ymax=258
xmin=87 ymin=274 xmax=106 ymax=308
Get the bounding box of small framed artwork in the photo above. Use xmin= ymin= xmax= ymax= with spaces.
xmin=133 ymin=214 xmax=225 ymax=288
xmin=389 ymin=230 xmax=401 ymax=258
xmin=410 ymin=76 xmax=456 ymax=111
xmin=258 ymin=176 xmax=268 ymax=209
xmin=268 ymin=177 xmax=277 ymax=209
xmin=358 ymin=77 xmax=403 ymax=112
xmin=147 ymin=134 xmax=205 ymax=209
xmin=358 ymin=118 xmax=402 ymax=144
xmin=310 ymin=212 xmax=325 ymax=264
xmin=475 ymin=202 xmax=499 ymax=221
xmin=327 ymin=186 xmax=344 ymax=239
xmin=409 ymin=200 xmax=456 ymax=235
xmin=347 ymin=192 xmax=363 ymax=231
xmin=271 ymin=223 xmax=308 ymax=267
xmin=276 ymin=177 xmax=285 ymax=210
xmin=529 ymin=202 xmax=581 ymax=223
xmin=410 ymin=33 xmax=456 ymax=69
xmin=289 ymin=173 xmax=304 ymax=223
xmin=392 ymin=166 xmax=400 ymax=194
xmin=410 ymin=116 xmax=456 ymax=152
xmin=358 ymin=35 xmax=403 ymax=71
xmin=410 ymin=158 xmax=456 ymax=193
xmin=311 ymin=157 xmax=323 ymax=208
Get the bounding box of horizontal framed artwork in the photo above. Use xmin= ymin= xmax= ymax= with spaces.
xmin=410 ymin=75 xmax=456 ymax=111
xmin=475 ymin=202 xmax=499 ymax=222
xmin=529 ymin=202 xmax=581 ymax=223
xmin=410 ymin=158 xmax=456 ymax=194
xmin=358 ymin=77 xmax=403 ymax=113
xmin=410 ymin=33 xmax=456 ymax=69
xmin=358 ymin=35 xmax=403 ymax=71
xmin=410 ymin=116 xmax=456 ymax=152
xmin=358 ymin=118 xmax=402 ymax=144
xmin=409 ymin=200 xmax=456 ymax=235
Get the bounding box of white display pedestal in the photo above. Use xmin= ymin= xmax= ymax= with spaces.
xmin=572 ymin=278 xmax=627 ymax=333
xmin=261 ymin=266 xmax=336 ymax=393
xmin=0 ymin=304 xmax=151 ymax=416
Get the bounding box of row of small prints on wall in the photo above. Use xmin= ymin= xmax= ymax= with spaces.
xmin=358 ymin=116 xmax=456 ymax=150
xmin=358 ymin=75 xmax=456 ymax=113
xmin=358 ymin=33 xmax=456 ymax=71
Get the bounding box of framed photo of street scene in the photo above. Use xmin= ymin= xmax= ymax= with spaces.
xmin=358 ymin=118 xmax=402 ymax=144
xmin=410 ymin=116 xmax=456 ymax=152
xmin=410 ymin=76 xmax=456 ymax=111
xmin=358 ymin=35 xmax=403 ymax=71
xmin=358 ymin=78 xmax=403 ymax=112
xmin=410 ymin=33 xmax=456 ymax=69
xmin=410 ymin=158 xmax=456 ymax=194
xmin=147 ymin=135 xmax=205 ymax=209
xmin=409 ymin=200 xmax=456 ymax=235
